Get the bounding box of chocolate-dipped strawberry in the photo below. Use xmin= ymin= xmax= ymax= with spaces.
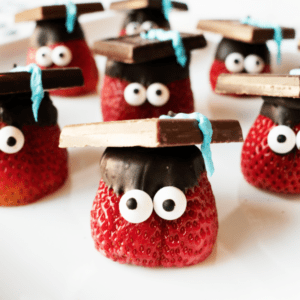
xmin=94 ymin=31 xmax=207 ymax=121
xmin=60 ymin=113 xmax=243 ymax=267
xmin=110 ymin=0 xmax=188 ymax=36
xmin=0 ymin=66 xmax=84 ymax=206
xmin=197 ymin=20 xmax=295 ymax=94
xmin=216 ymin=73 xmax=300 ymax=193
xmin=15 ymin=3 xmax=103 ymax=97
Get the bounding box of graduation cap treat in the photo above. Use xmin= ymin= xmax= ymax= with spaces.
xmin=216 ymin=72 xmax=300 ymax=194
xmin=15 ymin=3 xmax=104 ymax=97
xmin=94 ymin=30 xmax=207 ymax=121
xmin=197 ymin=19 xmax=295 ymax=94
xmin=0 ymin=65 xmax=84 ymax=206
xmin=60 ymin=112 xmax=243 ymax=267
xmin=110 ymin=0 xmax=188 ymax=36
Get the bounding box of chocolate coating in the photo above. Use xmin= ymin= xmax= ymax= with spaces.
xmin=0 ymin=92 xmax=57 ymax=128
xmin=31 ymin=19 xmax=85 ymax=47
xmin=105 ymin=55 xmax=190 ymax=86
xmin=261 ymin=96 xmax=300 ymax=128
xmin=215 ymin=38 xmax=270 ymax=64
xmin=100 ymin=146 xmax=205 ymax=198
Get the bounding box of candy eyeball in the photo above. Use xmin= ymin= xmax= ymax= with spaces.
xmin=124 ymin=83 xmax=147 ymax=106
xmin=0 ymin=126 xmax=25 ymax=154
xmin=296 ymin=131 xmax=300 ymax=150
xmin=51 ymin=46 xmax=72 ymax=67
xmin=268 ymin=125 xmax=296 ymax=154
xmin=119 ymin=190 xmax=153 ymax=223
xmin=35 ymin=46 xmax=53 ymax=67
xmin=244 ymin=54 xmax=265 ymax=74
xmin=141 ymin=21 xmax=159 ymax=32
xmin=125 ymin=22 xmax=141 ymax=35
xmin=225 ymin=52 xmax=244 ymax=73
xmin=153 ymin=187 xmax=187 ymax=221
xmin=146 ymin=83 xmax=170 ymax=107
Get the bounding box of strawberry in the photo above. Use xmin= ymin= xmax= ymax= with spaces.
xmin=91 ymin=172 xmax=218 ymax=267
xmin=27 ymin=39 xmax=99 ymax=97
xmin=241 ymin=114 xmax=300 ymax=193
xmin=101 ymin=75 xmax=194 ymax=122
xmin=0 ymin=123 xmax=68 ymax=206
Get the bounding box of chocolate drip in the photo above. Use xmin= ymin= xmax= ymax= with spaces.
xmin=215 ymin=38 xmax=270 ymax=64
xmin=260 ymin=96 xmax=300 ymax=128
xmin=0 ymin=92 xmax=57 ymax=128
xmin=105 ymin=55 xmax=190 ymax=85
xmin=31 ymin=19 xmax=85 ymax=47
xmin=100 ymin=146 xmax=205 ymax=198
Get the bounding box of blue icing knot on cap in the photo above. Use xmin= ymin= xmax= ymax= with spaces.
xmin=65 ymin=1 xmax=77 ymax=33
xmin=162 ymin=0 xmax=173 ymax=22
xmin=11 ymin=63 xmax=44 ymax=122
xmin=240 ymin=16 xmax=283 ymax=65
xmin=141 ymin=29 xmax=187 ymax=67
xmin=159 ymin=112 xmax=215 ymax=177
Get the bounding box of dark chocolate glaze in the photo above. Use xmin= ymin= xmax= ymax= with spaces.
xmin=31 ymin=19 xmax=85 ymax=48
xmin=0 ymin=92 xmax=57 ymax=128
xmin=105 ymin=55 xmax=190 ymax=85
xmin=122 ymin=8 xmax=170 ymax=30
xmin=215 ymin=38 xmax=270 ymax=64
xmin=100 ymin=146 xmax=205 ymax=198
xmin=261 ymin=96 xmax=300 ymax=128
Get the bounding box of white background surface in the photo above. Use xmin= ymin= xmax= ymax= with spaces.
xmin=1 ymin=1 xmax=300 ymax=300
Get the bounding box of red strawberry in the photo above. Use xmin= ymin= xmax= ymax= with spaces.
xmin=119 ymin=28 xmax=127 ymax=37
xmin=101 ymin=75 xmax=194 ymax=121
xmin=241 ymin=114 xmax=300 ymax=193
xmin=0 ymin=123 xmax=68 ymax=206
xmin=91 ymin=172 xmax=218 ymax=267
xmin=210 ymin=59 xmax=271 ymax=94
xmin=27 ymin=39 xmax=99 ymax=97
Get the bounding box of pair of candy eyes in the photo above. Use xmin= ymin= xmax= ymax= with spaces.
xmin=225 ymin=53 xmax=265 ymax=74
xmin=124 ymin=82 xmax=170 ymax=107
xmin=119 ymin=187 xmax=187 ymax=224
xmin=36 ymin=46 xmax=72 ymax=67
xmin=126 ymin=21 xmax=158 ymax=35
xmin=268 ymin=125 xmax=300 ymax=154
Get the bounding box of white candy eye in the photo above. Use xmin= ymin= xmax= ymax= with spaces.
xmin=244 ymin=54 xmax=265 ymax=74
xmin=51 ymin=46 xmax=72 ymax=67
xmin=124 ymin=83 xmax=147 ymax=106
xmin=125 ymin=22 xmax=141 ymax=35
xmin=146 ymin=83 xmax=170 ymax=107
xmin=268 ymin=125 xmax=296 ymax=154
xmin=119 ymin=190 xmax=153 ymax=224
xmin=297 ymin=132 xmax=300 ymax=150
xmin=153 ymin=187 xmax=187 ymax=221
xmin=141 ymin=21 xmax=158 ymax=32
xmin=225 ymin=52 xmax=244 ymax=73
xmin=0 ymin=126 xmax=25 ymax=154
xmin=35 ymin=46 xmax=53 ymax=67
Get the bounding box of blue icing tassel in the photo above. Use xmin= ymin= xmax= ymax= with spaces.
xmin=11 ymin=64 xmax=44 ymax=122
xmin=240 ymin=16 xmax=283 ymax=65
xmin=159 ymin=112 xmax=215 ymax=177
xmin=141 ymin=29 xmax=187 ymax=67
xmin=162 ymin=0 xmax=173 ymax=22
xmin=65 ymin=1 xmax=77 ymax=33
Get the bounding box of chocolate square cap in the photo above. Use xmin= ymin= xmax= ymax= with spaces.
xmin=215 ymin=74 xmax=300 ymax=98
xmin=197 ymin=20 xmax=295 ymax=44
xmin=15 ymin=3 xmax=104 ymax=23
xmin=110 ymin=0 xmax=188 ymax=11
xmin=0 ymin=68 xmax=84 ymax=95
xmin=93 ymin=33 xmax=206 ymax=64
xmin=59 ymin=117 xmax=243 ymax=148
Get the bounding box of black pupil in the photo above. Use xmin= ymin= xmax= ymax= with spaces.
xmin=163 ymin=199 xmax=175 ymax=212
xmin=126 ymin=198 xmax=137 ymax=210
xmin=277 ymin=135 xmax=287 ymax=143
xmin=234 ymin=59 xmax=240 ymax=64
xmin=156 ymin=90 xmax=162 ymax=96
xmin=42 ymin=53 xmax=46 ymax=57
xmin=59 ymin=53 xmax=64 ymax=58
xmin=7 ymin=137 xmax=17 ymax=147
xmin=134 ymin=89 xmax=139 ymax=94
xmin=256 ymin=60 xmax=260 ymax=65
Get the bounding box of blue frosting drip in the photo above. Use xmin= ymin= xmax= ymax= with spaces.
xmin=162 ymin=0 xmax=173 ymax=22
xmin=140 ymin=29 xmax=187 ymax=67
xmin=65 ymin=1 xmax=77 ymax=33
xmin=159 ymin=112 xmax=215 ymax=177
xmin=240 ymin=16 xmax=283 ymax=64
xmin=11 ymin=64 xmax=44 ymax=122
